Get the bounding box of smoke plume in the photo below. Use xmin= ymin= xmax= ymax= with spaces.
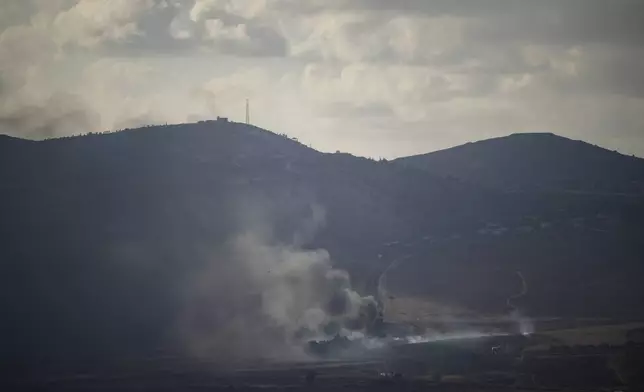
xmin=178 ymin=204 xmax=378 ymax=363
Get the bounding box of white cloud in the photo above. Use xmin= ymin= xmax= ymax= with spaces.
xmin=287 ymin=13 xmax=466 ymax=64
xmin=0 ymin=0 xmax=643 ymax=157
xmin=190 ymin=0 xmax=268 ymax=21
xmin=0 ymin=25 xmax=56 ymax=81
xmin=203 ymin=19 xmax=249 ymax=42
xmin=52 ymin=0 xmax=155 ymax=47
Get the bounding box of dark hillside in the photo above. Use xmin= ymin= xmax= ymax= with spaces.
xmin=0 ymin=121 xmax=494 ymax=371
xmin=389 ymin=132 xmax=644 ymax=320
xmin=1 ymin=124 xmax=644 ymax=375
xmin=395 ymin=133 xmax=644 ymax=194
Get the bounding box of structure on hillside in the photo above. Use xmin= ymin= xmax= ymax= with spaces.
xmin=245 ymin=98 xmax=250 ymax=125
xmin=216 ymin=116 xmax=228 ymax=122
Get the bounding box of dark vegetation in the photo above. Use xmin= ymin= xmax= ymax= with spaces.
xmin=1 ymin=122 xmax=644 ymax=380
xmin=388 ymin=220 xmax=644 ymax=317
xmin=396 ymin=132 xmax=644 ymax=194
xmin=388 ymin=133 xmax=644 ymax=318
xmin=0 ymin=122 xmax=493 ymax=374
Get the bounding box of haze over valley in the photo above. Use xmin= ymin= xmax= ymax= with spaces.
xmin=3 ymin=1 xmax=644 ymax=390
xmin=2 ymin=122 xmax=644 ymax=375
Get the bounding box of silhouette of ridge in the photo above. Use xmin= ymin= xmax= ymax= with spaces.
xmin=396 ymin=132 xmax=644 ymax=194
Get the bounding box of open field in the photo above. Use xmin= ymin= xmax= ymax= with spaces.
xmin=8 ymin=328 xmax=639 ymax=391
xmin=5 ymin=357 xmax=615 ymax=392
xmin=542 ymin=322 xmax=644 ymax=346
xmin=7 ymin=323 xmax=643 ymax=391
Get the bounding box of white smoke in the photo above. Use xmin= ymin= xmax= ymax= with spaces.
xmin=511 ymin=310 xmax=534 ymax=336
xmin=178 ymin=204 xmax=378 ymax=363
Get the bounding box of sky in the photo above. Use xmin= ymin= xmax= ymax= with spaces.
xmin=1 ymin=0 xmax=643 ymax=159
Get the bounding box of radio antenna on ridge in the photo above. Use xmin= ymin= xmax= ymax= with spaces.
xmin=245 ymin=98 xmax=250 ymax=125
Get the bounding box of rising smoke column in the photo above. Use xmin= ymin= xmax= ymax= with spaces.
xmin=178 ymin=205 xmax=379 ymax=362
xmin=507 ymin=270 xmax=533 ymax=335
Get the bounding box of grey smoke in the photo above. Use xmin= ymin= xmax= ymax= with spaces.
xmin=178 ymin=204 xmax=378 ymax=362
xmin=0 ymin=21 xmax=99 ymax=139
xmin=0 ymin=92 xmax=99 ymax=139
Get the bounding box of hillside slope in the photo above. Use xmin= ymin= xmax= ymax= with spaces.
xmin=395 ymin=133 xmax=644 ymax=194
xmin=388 ymin=132 xmax=644 ymax=322
xmin=0 ymin=121 xmax=494 ymax=369
xmin=1 ymin=124 xmax=643 ymax=373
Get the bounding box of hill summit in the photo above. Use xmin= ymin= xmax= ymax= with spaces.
xmin=396 ymin=133 xmax=644 ymax=194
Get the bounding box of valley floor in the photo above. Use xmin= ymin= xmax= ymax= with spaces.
xmin=6 ymin=363 xmax=615 ymax=392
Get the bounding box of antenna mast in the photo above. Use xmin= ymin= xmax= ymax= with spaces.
xmin=245 ymin=98 xmax=250 ymax=125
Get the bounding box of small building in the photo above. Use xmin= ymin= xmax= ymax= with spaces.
xmin=216 ymin=116 xmax=229 ymax=122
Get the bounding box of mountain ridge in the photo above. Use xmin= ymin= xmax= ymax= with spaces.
xmin=395 ymin=132 xmax=644 ymax=194
xmin=1 ymin=122 xmax=644 ymax=371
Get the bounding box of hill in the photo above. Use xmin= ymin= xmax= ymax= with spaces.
xmin=387 ymin=132 xmax=644 ymax=324
xmin=1 ymin=124 xmax=643 ymax=374
xmin=395 ymin=133 xmax=644 ymax=194
xmin=0 ymin=121 xmax=496 ymax=371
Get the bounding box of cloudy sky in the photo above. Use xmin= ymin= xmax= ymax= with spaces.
xmin=1 ymin=0 xmax=643 ymax=158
